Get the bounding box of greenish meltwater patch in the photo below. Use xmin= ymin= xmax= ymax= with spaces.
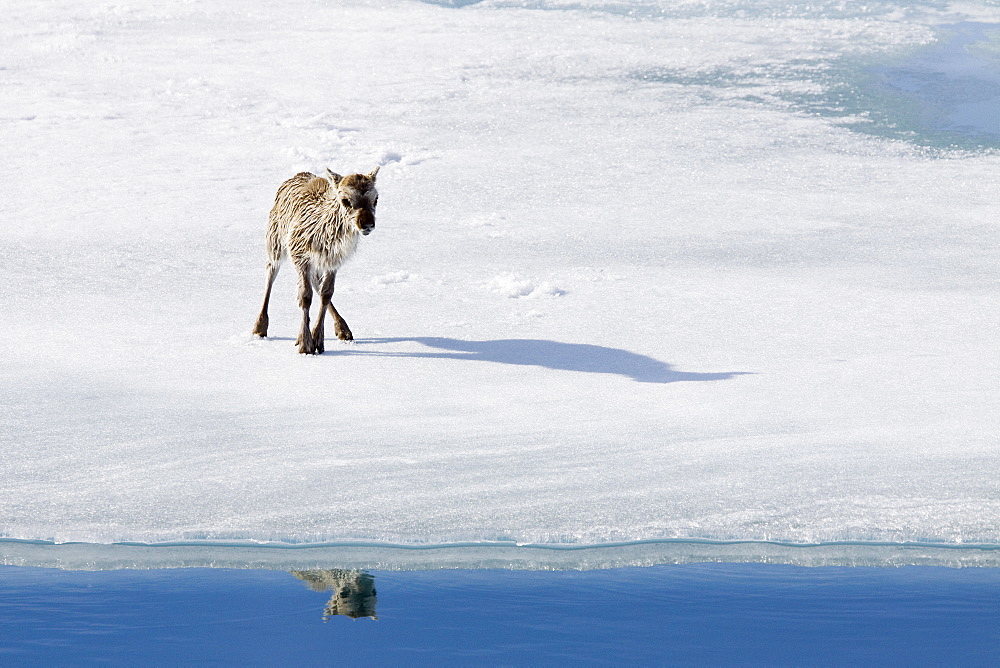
xmin=634 ymin=22 xmax=1000 ymax=151
xmin=852 ymin=22 xmax=1000 ymax=149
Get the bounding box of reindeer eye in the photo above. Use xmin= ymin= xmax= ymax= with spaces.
xmin=341 ymin=198 xmax=352 ymax=208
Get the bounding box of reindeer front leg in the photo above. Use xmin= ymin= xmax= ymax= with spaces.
xmin=294 ymin=261 xmax=316 ymax=354
xmin=324 ymin=272 xmax=354 ymax=341
xmin=311 ymin=271 xmax=336 ymax=354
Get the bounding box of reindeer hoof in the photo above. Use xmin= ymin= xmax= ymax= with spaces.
xmin=252 ymin=316 xmax=268 ymax=338
xmin=298 ymin=337 xmax=316 ymax=355
xmin=336 ymin=324 xmax=354 ymax=341
xmin=311 ymin=327 xmax=327 ymax=353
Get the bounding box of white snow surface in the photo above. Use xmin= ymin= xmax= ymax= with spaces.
xmin=2 ymin=0 xmax=999 ymax=550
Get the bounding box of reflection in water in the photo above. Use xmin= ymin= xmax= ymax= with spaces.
xmin=3 ymin=564 xmax=1000 ymax=663
xmin=291 ymin=570 xmax=377 ymax=621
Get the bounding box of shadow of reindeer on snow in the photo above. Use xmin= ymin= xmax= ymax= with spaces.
xmin=337 ymin=337 xmax=750 ymax=384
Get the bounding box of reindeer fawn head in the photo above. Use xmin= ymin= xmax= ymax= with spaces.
xmin=327 ymin=166 xmax=379 ymax=235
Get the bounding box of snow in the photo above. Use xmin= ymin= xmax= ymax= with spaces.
xmin=2 ymin=0 xmax=999 ymax=564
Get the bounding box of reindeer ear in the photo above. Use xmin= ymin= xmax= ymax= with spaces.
xmin=325 ymin=168 xmax=344 ymax=186
xmin=367 ymin=166 xmax=380 ymax=181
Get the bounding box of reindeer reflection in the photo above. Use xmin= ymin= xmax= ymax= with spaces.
xmin=291 ymin=570 xmax=377 ymax=621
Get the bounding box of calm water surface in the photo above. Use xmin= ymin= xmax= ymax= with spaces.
xmin=2 ymin=563 xmax=998 ymax=665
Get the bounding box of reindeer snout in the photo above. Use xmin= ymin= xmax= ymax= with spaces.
xmin=357 ymin=208 xmax=376 ymax=235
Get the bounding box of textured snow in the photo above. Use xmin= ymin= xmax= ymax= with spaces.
xmin=2 ymin=0 xmax=999 ymax=551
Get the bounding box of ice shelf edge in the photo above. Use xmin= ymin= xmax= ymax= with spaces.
xmin=2 ymin=538 xmax=999 ymax=571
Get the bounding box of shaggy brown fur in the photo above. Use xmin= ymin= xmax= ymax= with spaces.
xmin=252 ymin=166 xmax=379 ymax=354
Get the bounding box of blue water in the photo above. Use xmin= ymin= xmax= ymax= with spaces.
xmin=868 ymin=22 xmax=1000 ymax=148
xmin=633 ymin=21 xmax=1000 ymax=150
xmin=2 ymin=563 xmax=998 ymax=665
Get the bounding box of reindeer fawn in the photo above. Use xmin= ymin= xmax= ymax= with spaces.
xmin=252 ymin=167 xmax=379 ymax=354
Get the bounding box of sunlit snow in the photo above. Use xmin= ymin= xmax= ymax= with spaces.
xmin=2 ymin=0 xmax=998 ymax=561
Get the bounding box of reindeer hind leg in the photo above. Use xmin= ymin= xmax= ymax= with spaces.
xmin=328 ymin=303 xmax=353 ymax=341
xmin=253 ymin=221 xmax=286 ymax=338
xmin=323 ymin=272 xmax=353 ymax=341
xmin=252 ymin=260 xmax=280 ymax=337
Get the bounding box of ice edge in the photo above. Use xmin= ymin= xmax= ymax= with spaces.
xmin=4 ymin=537 xmax=1000 ymax=571
xmin=2 ymin=537 xmax=999 ymax=552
